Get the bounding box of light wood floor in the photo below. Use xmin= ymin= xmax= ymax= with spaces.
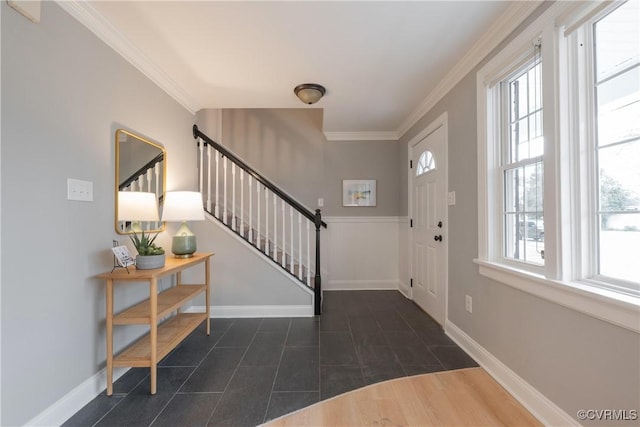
xmin=263 ymin=367 xmax=542 ymax=427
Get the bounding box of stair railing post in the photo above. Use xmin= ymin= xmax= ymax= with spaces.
xmin=314 ymin=209 xmax=322 ymax=315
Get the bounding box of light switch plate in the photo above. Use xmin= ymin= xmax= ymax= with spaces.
xmin=318 ymin=198 xmax=324 ymax=207
xmin=67 ymin=178 xmax=93 ymax=202
xmin=447 ymin=191 xmax=456 ymax=206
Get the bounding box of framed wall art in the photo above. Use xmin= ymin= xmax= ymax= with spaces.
xmin=342 ymin=179 xmax=377 ymax=207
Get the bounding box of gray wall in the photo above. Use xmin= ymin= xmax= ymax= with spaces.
xmin=197 ymin=108 xmax=403 ymax=217
xmin=400 ymin=3 xmax=640 ymax=424
xmin=1 ymin=2 xmax=195 ymax=425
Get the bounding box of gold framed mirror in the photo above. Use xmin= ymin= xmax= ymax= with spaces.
xmin=115 ymin=129 xmax=166 ymax=234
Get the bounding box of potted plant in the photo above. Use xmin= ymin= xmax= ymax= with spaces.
xmin=130 ymin=231 xmax=165 ymax=269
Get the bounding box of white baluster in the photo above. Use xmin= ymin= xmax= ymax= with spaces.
xmin=198 ymin=138 xmax=204 ymax=193
xmin=306 ymin=220 xmax=311 ymax=287
xmin=256 ymin=182 xmax=261 ymax=248
xmin=154 ymin=164 xmax=160 ymax=199
xmin=154 ymin=164 xmax=161 ymax=229
xmin=215 ymin=152 xmax=220 ymax=218
xmin=232 ymin=163 xmax=236 ymax=230
xmin=206 ymin=145 xmax=212 ymax=212
xmin=248 ymin=175 xmax=253 ymax=243
xmin=146 ymin=169 xmax=153 ymax=230
xmin=223 ymin=157 xmax=228 ymax=225
xmin=273 ymin=193 xmax=277 ymax=261
xmin=240 ymin=170 xmax=244 ymax=236
xmin=298 ymin=212 xmax=303 ymax=280
xmin=265 ymin=187 xmax=269 ymax=254
xmin=290 ymin=206 xmax=294 ymax=274
xmin=281 ymin=200 xmax=286 ymax=267
xmin=146 ymin=169 xmax=153 ymax=192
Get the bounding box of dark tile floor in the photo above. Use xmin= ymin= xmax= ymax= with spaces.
xmin=63 ymin=290 xmax=477 ymax=427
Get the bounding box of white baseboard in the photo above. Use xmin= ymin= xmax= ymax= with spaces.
xmin=186 ymin=305 xmax=314 ymax=318
xmin=28 ymin=304 xmax=312 ymax=426
xmin=24 ymin=366 xmax=129 ymax=427
xmin=445 ymin=320 xmax=579 ymax=427
xmin=325 ymin=280 xmax=399 ymax=290
xmin=397 ymin=280 xmax=411 ymax=298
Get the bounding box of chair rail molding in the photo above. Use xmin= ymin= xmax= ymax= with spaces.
xmin=323 ymin=216 xmax=402 ymax=290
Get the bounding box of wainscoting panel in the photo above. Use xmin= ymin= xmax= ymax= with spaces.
xmin=323 ymin=217 xmax=402 ymax=290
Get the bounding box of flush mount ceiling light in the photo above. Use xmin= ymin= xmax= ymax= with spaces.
xmin=294 ymin=83 xmax=326 ymax=105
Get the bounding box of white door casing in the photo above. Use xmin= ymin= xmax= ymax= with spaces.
xmin=409 ymin=113 xmax=448 ymax=325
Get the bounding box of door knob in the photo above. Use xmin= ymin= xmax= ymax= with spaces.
xmin=434 ymin=235 xmax=443 ymax=242
xmin=437 ymin=221 xmax=443 ymax=228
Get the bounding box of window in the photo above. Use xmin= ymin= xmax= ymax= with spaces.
xmin=477 ymin=0 xmax=639 ymax=332
xmin=591 ymin=1 xmax=640 ymax=287
xmin=416 ymin=150 xmax=435 ymax=175
xmin=502 ymin=56 xmax=544 ymax=266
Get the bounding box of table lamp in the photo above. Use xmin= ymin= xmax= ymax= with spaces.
xmin=162 ymin=191 xmax=205 ymax=258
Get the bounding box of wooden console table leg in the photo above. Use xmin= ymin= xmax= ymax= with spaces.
xmin=106 ymin=279 xmax=114 ymax=396
xmin=205 ymin=257 xmax=211 ymax=336
xmin=149 ymin=278 xmax=158 ymax=395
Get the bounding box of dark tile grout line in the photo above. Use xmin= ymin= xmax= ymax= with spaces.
xmin=92 ymin=319 xmax=235 ymax=427
xmin=347 ymin=305 xmax=369 ymax=392
xmin=67 ymin=292 xmax=476 ymax=427
xmin=261 ymin=319 xmax=293 ymax=424
xmin=89 ymin=366 xmax=149 ymax=427
xmin=394 ymin=304 xmax=447 ymax=372
xmin=204 ymin=319 xmax=264 ymax=426
xmin=148 ymin=320 xmax=234 ymax=427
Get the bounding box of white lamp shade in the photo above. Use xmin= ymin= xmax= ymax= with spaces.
xmin=162 ymin=191 xmax=205 ymax=222
xmin=118 ymin=191 xmax=160 ymax=221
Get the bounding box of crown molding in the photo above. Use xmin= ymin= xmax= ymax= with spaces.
xmin=396 ymin=0 xmax=544 ymax=139
xmin=56 ymin=0 xmax=542 ymax=139
xmin=55 ymin=0 xmax=200 ymax=115
xmin=324 ymin=130 xmax=401 ymax=142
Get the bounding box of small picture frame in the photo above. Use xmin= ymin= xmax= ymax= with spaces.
xmin=112 ymin=245 xmax=135 ymax=268
xmin=342 ymin=179 xmax=377 ymax=207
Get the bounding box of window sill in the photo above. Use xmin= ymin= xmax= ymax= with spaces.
xmin=474 ymin=259 xmax=640 ymax=333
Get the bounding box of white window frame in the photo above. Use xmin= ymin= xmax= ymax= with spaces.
xmin=568 ymin=3 xmax=640 ymax=297
xmin=476 ymin=0 xmax=640 ymax=333
xmin=499 ymin=54 xmax=546 ymax=271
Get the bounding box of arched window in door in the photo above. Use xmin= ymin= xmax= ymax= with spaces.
xmin=416 ymin=150 xmax=435 ymax=176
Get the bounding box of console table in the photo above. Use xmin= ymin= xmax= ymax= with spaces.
xmin=97 ymin=252 xmax=213 ymax=395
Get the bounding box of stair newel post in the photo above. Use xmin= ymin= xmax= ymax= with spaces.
xmin=314 ymin=209 xmax=323 ymax=315
xmin=198 ymin=138 xmax=204 ymax=194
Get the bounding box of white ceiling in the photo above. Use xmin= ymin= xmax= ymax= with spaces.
xmin=70 ymin=1 xmax=528 ymax=139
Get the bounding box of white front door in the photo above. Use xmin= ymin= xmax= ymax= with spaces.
xmin=411 ymin=123 xmax=446 ymax=325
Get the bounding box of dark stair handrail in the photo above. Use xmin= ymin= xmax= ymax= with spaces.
xmin=119 ymin=152 xmax=164 ymax=191
xmin=193 ymin=125 xmax=326 ymax=229
xmin=193 ymin=124 xmax=325 ymax=314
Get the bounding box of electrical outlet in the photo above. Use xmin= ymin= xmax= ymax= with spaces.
xmin=465 ymin=295 xmax=473 ymax=313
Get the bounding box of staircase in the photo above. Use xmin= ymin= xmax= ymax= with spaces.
xmin=193 ymin=125 xmax=327 ymax=314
